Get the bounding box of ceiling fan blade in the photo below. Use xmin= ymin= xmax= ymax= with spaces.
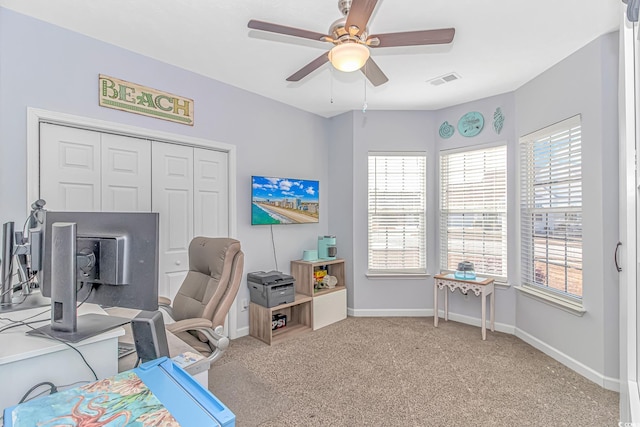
xmin=360 ymin=57 xmax=388 ymax=87
xmin=248 ymin=19 xmax=329 ymax=42
xmin=345 ymin=0 xmax=378 ymax=36
xmin=369 ymin=28 xmax=455 ymax=48
xmin=286 ymin=52 xmax=330 ymax=82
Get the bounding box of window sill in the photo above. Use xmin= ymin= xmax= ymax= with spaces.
xmin=366 ymin=273 xmax=431 ymax=279
xmin=515 ymin=285 xmax=586 ymax=316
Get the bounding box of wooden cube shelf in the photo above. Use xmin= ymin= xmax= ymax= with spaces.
xmin=249 ymin=258 xmax=348 ymax=344
xmin=291 ymin=258 xmax=347 ymax=330
xmin=249 ymin=293 xmax=312 ymax=345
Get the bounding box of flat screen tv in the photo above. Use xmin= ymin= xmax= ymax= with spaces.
xmin=252 ymin=176 xmax=319 ymax=225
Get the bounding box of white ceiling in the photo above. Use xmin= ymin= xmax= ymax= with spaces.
xmin=0 ymin=0 xmax=621 ymax=118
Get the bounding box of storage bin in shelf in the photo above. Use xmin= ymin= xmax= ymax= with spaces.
xmin=249 ymin=293 xmax=312 ymax=345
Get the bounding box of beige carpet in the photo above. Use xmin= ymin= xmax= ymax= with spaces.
xmin=209 ymin=317 xmax=618 ymax=426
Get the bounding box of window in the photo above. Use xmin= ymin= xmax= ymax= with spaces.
xmin=520 ymin=115 xmax=582 ymax=299
xmin=439 ymin=144 xmax=508 ymax=280
xmin=368 ymin=153 xmax=427 ymax=274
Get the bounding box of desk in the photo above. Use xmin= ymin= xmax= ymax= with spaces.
xmin=0 ymin=304 xmax=123 ymax=413
xmin=433 ymin=273 xmax=495 ymax=340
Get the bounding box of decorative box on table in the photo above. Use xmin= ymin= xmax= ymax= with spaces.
xmin=3 ymin=357 xmax=234 ymax=427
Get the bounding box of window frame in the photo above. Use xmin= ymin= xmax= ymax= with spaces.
xmin=367 ymin=152 xmax=428 ymax=275
xmin=438 ymin=142 xmax=508 ymax=282
xmin=518 ymin=115 xmax=583 ymax=302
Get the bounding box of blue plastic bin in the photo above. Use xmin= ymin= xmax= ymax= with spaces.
xmin=3 ymin=357 xmax=235 ymax=426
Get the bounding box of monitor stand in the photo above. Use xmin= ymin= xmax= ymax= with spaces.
xmin=26 ymin=223 xmax=130 ymax=343
xmin=27 ymin=313 xmax=130 ymax=343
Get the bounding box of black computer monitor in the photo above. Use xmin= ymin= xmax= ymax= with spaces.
xmin=28 ymin=211 xmax=159 ymax=342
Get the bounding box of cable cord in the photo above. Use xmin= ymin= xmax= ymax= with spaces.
xmin=0 ymin=285 xmax=99 ymax=380
xmin=270 ymin=224 xmax=278 ymax=271
xmin=0 ymin=274 xmax=36 ymax=307
xmin=0 ymin=283 xmax=94 ymax=333
xmin=18 ymin=381 xmax=57 ymax=404
xmin=19 ymin=320 xmax=98 ymax=381
xmin=19 ymin=380 xmax=90 ymax=404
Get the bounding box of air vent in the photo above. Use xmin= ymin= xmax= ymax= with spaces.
xmin=428 ymin=72 xmax=461 ymax=86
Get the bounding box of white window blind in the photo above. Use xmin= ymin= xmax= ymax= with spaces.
xmin=368 ymin=153 xmax=427 ymax=274
xmin=520 ymin=115 xmax=582 ymax=299
xmin=439 ymin=145 xmax=507 ymax=280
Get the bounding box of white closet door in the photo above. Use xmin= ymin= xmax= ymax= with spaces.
xmin=101 ymin=134 xmax=151 ymax=212
xmin=194 ymin=148 xmax=228 ymax=237
xmin=40 ymin=124 xmax=101 ymax=211
xmin=152 ymin=142 xmax=194 ymax=298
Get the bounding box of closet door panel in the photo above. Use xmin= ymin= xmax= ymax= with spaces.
xmin=40 ymin=124 xmax=101 ymax=211
xmin=101 ymin=134 xmax=151 ymax=212
xmin=152 ymin=142 xmax=193 ymax=298
xmin=194 ymin=148 xmax=228 ymax=237
xmin=38 ymin=123 xmax=231 ymax=304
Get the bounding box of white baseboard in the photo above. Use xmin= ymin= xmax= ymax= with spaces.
xmin=348 ymin=308 xmax=514 ymax=334
xmin=439 ymin=311 xmax=516 ymax=335
xmin=234 ymin=326 xmax=249 ymax=339
xmin=348 ymin=307 xmax=430 ymax=317
xmin=347 ymin=307 xmax=618 ymax=391
xmin=515 ymin=328 xmax=620 ymax=392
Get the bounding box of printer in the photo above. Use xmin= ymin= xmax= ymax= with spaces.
xmin=248 ymin=270 xmax=295 ymax=308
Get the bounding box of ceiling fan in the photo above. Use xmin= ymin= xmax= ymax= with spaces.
xmin=248 ymin=0 xmax=455 ymax=87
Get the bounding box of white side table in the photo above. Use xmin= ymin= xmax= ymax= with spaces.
xmin=433 ymin=273 xmax=495 ymax=340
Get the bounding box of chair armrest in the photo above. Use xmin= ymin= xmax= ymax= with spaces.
xmin=166 ymin=318 xmax=212 ymax=334
xmin=167 ymin=320 xmax=230 ymax=365
xmin=158 ymin=297 xmax=174 ymax=320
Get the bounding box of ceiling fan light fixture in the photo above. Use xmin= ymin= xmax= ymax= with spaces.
xmin=328 ymin=43 xmax=370 ymax=72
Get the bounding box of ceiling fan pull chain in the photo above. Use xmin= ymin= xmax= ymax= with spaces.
xmin=330 ymin=67 xmax=334 ymax=104
xmin=362 ymin=64 xmax=368 ymax=113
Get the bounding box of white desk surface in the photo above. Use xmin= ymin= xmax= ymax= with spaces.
xmin=0 ymin=303 xmax=124 ymax=413
xmin=0 ymin=303 xmax=124 ymax=364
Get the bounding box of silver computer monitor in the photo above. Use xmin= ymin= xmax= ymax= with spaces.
xmin=29 ymin=211 xmax=159 ymax=342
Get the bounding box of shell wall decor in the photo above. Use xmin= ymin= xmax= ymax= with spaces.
xmin=493 ymin=107 xmax=505 ymax=134
xmin=439 ymin=121 xmax=455 ymax=139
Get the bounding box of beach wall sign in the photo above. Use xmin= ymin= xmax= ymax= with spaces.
xmin=99 ymin=74 xmax=194 ymax=125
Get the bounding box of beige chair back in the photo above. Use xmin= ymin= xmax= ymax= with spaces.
xmin=172 ymin=237 xmax=243 ymax=328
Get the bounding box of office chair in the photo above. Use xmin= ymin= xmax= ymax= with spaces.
xmin=159 ymin=237 xmax=244 ymax=364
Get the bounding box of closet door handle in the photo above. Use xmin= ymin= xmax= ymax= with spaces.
xmin=615 ymin=241 xmax=622 ymax=272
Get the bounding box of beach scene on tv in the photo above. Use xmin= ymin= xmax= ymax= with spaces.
xmin=252 ymin=176 xmax=319 ymax=224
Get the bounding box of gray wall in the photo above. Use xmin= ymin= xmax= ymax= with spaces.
xmin=334 ymin=110 xmax=437 ymax=314
xmin=0 ymin=8 xmax=329 ymax=334
xmin=327 ymin=112 xmax=356 ymax=306
xmin=433 ymin=92 xmax=518 ymax=328
xmin=514 ymin=32 xmax=619 ymax=382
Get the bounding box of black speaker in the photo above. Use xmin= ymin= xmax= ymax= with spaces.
xmin=131 ymin=310 xmax=170 ymax=363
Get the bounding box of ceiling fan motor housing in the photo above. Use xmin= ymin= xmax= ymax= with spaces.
xmin=330 ymin=17 xmax=368 ymax=43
